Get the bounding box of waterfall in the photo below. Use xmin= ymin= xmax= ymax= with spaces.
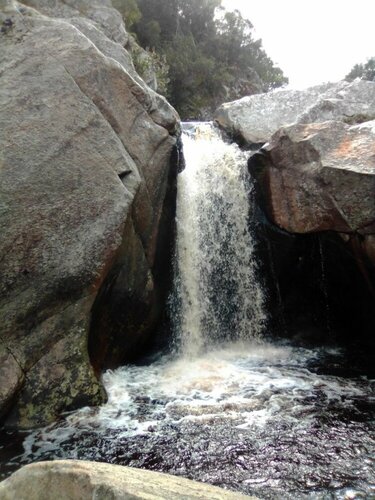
xmin=10 ymin=124 xmax=374 ymax=499
xmin=173 ymin=122 xmax=266 ymax=357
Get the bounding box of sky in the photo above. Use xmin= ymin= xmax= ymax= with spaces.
xmin=221 ymin=0 xmax=375 ymax=89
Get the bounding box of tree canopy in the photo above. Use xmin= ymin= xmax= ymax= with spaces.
xmin=346 ymin=58 xmax=375 ymax=83
xmin=116 ymin=0 xmax=288 ymax=119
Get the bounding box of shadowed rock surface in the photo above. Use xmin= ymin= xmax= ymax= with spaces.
xmin=0 ymin=0 xmax=179 ymax=428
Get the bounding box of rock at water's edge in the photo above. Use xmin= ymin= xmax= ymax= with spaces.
xmin=248 ymin=120 xmax=375 ymax=235
xmin=249 ymin=119 xmax=375 ymax=352
xmin=0 ymin=460 xmax=256 ymax=500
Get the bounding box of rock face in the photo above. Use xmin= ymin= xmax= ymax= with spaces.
xmin=248 ymin=120 xmax=375 ymax=353
xmin=249 ymin=120 xmax=375 ymax=235
xmin=214 ymin=80 xmax=375 ymax=145
xmin=249 ymin=118 xmax=375 ymax=279
xmin=0 ymin=0 xmax=179 ymax=428
xmin=0 ymin=460 xmax=255 ymax=500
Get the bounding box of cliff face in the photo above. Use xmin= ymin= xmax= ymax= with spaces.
xmin=249 ymin=120 xmax=375 ymax=353
xmin=0 ymin=0 xmax=180 ymax=427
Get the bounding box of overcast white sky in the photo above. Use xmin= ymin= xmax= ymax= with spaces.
xmin=222 ymin=0 xmax=375 ymax=89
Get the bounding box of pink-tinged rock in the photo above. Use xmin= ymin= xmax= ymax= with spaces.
xmin=249 ymin=120 xmax=375 ymax=236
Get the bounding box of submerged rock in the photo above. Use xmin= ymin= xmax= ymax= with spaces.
xmin=0 ymin=460 xmax=255 ymax=500
xmin=0 ymin=0 xmax=179 ymax=428
xmin=214 ymin=80 xmax=375 ymax=145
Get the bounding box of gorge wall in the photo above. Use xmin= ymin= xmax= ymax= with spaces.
xmin=0 ymin=0 xmax=180 ymax=428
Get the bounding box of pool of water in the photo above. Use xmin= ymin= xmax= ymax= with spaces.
xmin=1 ymin=341 xmax=374 ymax=499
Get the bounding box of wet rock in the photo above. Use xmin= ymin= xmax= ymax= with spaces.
xmin=0 ymin=460 xmax=255 ymax=499
xmin=0 ymin=0 xmax=179 ymax=427
xmin=215 ymin=78 xmax=375 ymax=353
xmin=214 ymin=80 xmax=375 ymax=146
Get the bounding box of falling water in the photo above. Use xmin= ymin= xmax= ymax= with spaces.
xmin=173 ymin=122 xmax=266 ymax=357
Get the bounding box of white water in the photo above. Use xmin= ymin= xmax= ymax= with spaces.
xmin=21 ymin=343 xmax=369 ymax=441
xmin=16 ymin=343 xmax=375 ymax=500
xmin=173 ymin=122 xmax=266 ymax=357
xmin=4 ymin=123 xmax=374 ymax=500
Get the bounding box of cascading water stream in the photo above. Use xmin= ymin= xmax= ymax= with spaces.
xmin=1 ymin=123 xmax=374 ymax=500
xmin=173 ymin=122 xmax=266 ymax=357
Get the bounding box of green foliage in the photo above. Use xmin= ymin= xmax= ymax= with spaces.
xmin=147 ymin=50 xmax=170 ymax=95
xmin=116 ymin=0 xmax=289 ymax=118
xmin=345 ymin=57 xmax=375 ymax=82
xmin=178 ymin=0 xmax=221 ymax=42
xmin=134 ymin=0 xmax=179 ymax=45
xmin=164 ymin=35 xmax=222 ymax=118
xmin=130 ymin=41 xmax=170 ymax=94
xmin=111 ymin=0 xmax=141 ymax=29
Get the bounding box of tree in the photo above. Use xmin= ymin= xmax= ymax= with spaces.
xmin=164 ymin=35 xmax=222 ymax=118
xmin=121 ymin=0 xmax=288 ymax=118
xmin=134 ymin=0 xmax=179 ymax=46
xmin=178 ymin=0 xmax=221 ymax=42
xmin=346 ymin=57 xmax=375 ymax=82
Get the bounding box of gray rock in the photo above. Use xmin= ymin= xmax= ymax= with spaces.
xmin=214 ymin=80 xmax=375 ymax=145
xmin=248 ymin=120 xmax=375 ymax=274
xmin=0 ymin=460 xmax=256 ymax=500
xmin=20 ymin=0 xmax=128 ymax=45
xmin=0 ymin=0 xmax=179 ymax=427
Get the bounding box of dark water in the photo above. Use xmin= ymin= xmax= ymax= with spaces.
xmin=1 ymin=341 xmax=374 ymax=500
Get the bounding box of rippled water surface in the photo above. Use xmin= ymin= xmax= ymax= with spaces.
xmin=2 ymin=341 xmax=374 ymax=500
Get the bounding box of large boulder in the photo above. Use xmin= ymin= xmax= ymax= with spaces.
xmin=249 ymin=120 xmax=375 ymax=235
xmin=249 ymin=120 xmax=375 ymax=353
xmin=214 ymin=73 xmax=375 ymax=358
xmin=0 ymin=460 xmax=255 ymax=500
xmin=0 ymin=0 xmax=179 ymax=428
xmin=214 ymin=80 xmax=375 ymax=145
